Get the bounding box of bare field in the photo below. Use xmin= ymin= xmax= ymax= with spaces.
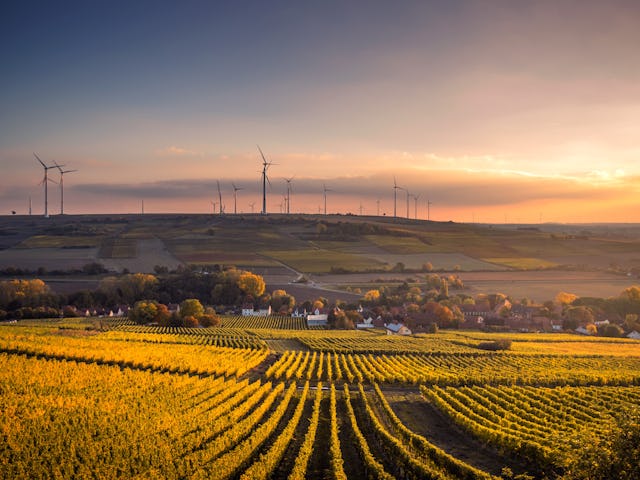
xmin=364 ymin=252 xmax=503 ymax=270
xmin=317 ymin=270 xmax=637 ymax=303
xmin=100 ymin=238 xmax=182 ymax=273
xmin=0 ymin=247 xmax=99 ymax=270
xmin=457 ymin=270 xmax=636 ymax=302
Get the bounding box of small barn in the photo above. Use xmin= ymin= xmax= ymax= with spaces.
xmin=385 ymin=323 xmax=412 ymax=336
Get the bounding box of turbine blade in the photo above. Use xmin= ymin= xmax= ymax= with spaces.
xmin=34 ymin=153 xmax=46 ymax=168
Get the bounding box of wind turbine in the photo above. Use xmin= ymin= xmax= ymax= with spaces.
xmin=232 ymin=182 xmax=243 ymax=214
xmin=54 ymin=161 xmax=77 ymax=215
xmin=216 ymin=180 xmax=224 ymax=214
xmin=323 ymin=184 xmax=332 ymax=215
xmin=413 ymin=193 xmax=420 ymax=220
xmin=257 ymin=145 xmax=276 ymax=215
xmin=34 ymin=153 xmax=60 ymax=218
xmin=210 ymin=200 xmax=217 ymax=214
xmin=393 ymin=177 xmax=402 ymax=218
xmin=284 ymin=176 xmax=294 ymax=214
xmin=376 ymin=199 xmax=381 ymax=216
xmin=427 ymin=199 xmax=433 ymax=221
xmin=249 ymin=201 xmax=256 ymax=213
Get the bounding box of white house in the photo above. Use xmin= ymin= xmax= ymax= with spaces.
xmin=356 ymin=316 xmax=375 ymax=329
xmin=306 ymin=308 xmax=328 ymax=327
xmin=241 ymin=304 xmax=272 ymax=316
xmin=575 ymin=326 xmax=592 ymax=336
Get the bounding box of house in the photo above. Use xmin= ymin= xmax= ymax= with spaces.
xmin=575 ymin=326 xmax=593 ymax=336
xmin=627 ymin=330 xmax=640 ymax=340
xmin=385 ymin=323 xmax=412 ymax=336
xmin=306 ymin=308 xmax=328 ymax=327
xmin=241 ymin=304 xmax=272 ymax=316
xmin=356 ymin=316 xmax=375 ymax=329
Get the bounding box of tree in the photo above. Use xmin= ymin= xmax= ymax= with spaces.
xmin=99 ymin=273 xmax=158 ymax=305
xmin=129 ymin=300 xmax=159 ymax=324
xmin=565 ymin=409 xmax=640 ymax=480
xmin=198 ymin=307 xmax=220 ymax=327
xmin=620 ymin=285 xmax=640 ymax=302
xmin=422 ymin=262 xmax=434 ymax=272
xmin=363 ymin=289 xmax=381 ymax=304
xmin=555 ymin=291 xmax=578 ymax=306
xmin=237 ymin=272 xmax=266 ymax=298
xmin=180 ymin=299 xmax=204 ymax=319
xmin=600 ymin=323 xmax=624 ymax=338
xmin=565 ymin=306 xmax=594 ymax=325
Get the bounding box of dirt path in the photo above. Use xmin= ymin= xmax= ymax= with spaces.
xmin=384 ymin=390 xmax=531 ymax=477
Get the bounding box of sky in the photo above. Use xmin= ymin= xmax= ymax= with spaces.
xmin=1 ymin=0 xmax=639 ymax=223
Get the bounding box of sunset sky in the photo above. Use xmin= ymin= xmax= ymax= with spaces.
xmin=1 ymin=1 xmax=639 ymax=223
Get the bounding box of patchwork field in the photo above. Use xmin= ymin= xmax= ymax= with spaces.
xmin=1 ymin=214 xmax=640 ymax=304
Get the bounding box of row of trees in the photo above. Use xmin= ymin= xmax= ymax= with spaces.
xmin=128 ymin=298 xmax=219 ymax=328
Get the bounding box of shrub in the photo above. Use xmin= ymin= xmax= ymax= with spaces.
xmin=183 ymin=315 xmax=199 ymax=328
xmin=478 ymin=339 xmax=512 ymax=351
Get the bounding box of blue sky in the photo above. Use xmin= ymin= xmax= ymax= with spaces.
xmin=2 ymin=1 xmax=640 ymax=221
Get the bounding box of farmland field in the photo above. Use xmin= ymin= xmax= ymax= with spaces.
xmin=2 ymin=318 xmax=639 ymax=479
xmin=2 ymin=214 xmax=640 ymax=304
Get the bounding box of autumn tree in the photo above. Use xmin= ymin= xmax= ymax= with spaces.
xmin=129 ymin=300 xmax=170 ymax=325
xmin=555 ymin=291 xmax=578 ymax=306
xmin=0 ymin=279 xmax=53 ymax=309
xmin=237 ymin=272 xmax=266 ymax=298
xmin=363 ymin=289 xmax=381 ymax=304
xmin=99 ymin=273 xmax=158 ymax=305
xmin=198 ymin=307 xmax=220 ymax=327
xmin=179 ymin=299 xmax=204 ymax=319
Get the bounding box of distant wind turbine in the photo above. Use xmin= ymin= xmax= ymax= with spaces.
xmin=257 ymin=145 xmax=276 ymax=215
xmin=54 ymin=161 xmax=77 ymax=215
xmin=232 ymin=182 xmax=243 ymax=214
xmin=323 ymin=184 xmax=332 ymax=215
xmin=413 ymin=193 xmax=420 ymax=220
xmin=249 ymin=201 xmax=256 ymax=213
xmin=216 ymin=180 xmax=224 ymax=214
xmin=34 ymin=153 xmax=60 ymax=218
xmin=284 ymin=176 xmax=294 ymax=214
xmin=427 ymin=199 xmax=433 ymax=221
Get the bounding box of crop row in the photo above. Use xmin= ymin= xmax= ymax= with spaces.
xmin=265 ymin=349 xmax=640 ymax=386
xmin=420 ymin=383 xmax=640 ymax=472
xmin=0 ymin=328 xmax=267 ymax=378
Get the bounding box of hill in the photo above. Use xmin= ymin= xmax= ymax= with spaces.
xmin=0 ymin=214 xmax=639 ymax=302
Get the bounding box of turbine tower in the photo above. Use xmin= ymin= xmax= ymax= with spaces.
xmin=216 ymin=180 xmax=224 ymax=214
xmin=232 ymin=182 xmax=243 ymax=214
xmin=54 ymin=162 xmax=77 ymax=215
xmin=34 ymin=153 xmax=59 ymax=218
xmin=413 ymin=193 xmax=420 ymax=220
xmin=284 ymin=176 xmax=294 ymax=214
xmin=323 ymin=184 xmax=332 ymax=215
xmin=257 ymin=145 xmax=276 ymax=215
xmin=427 ymin=199 xmax=433 ymax=221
